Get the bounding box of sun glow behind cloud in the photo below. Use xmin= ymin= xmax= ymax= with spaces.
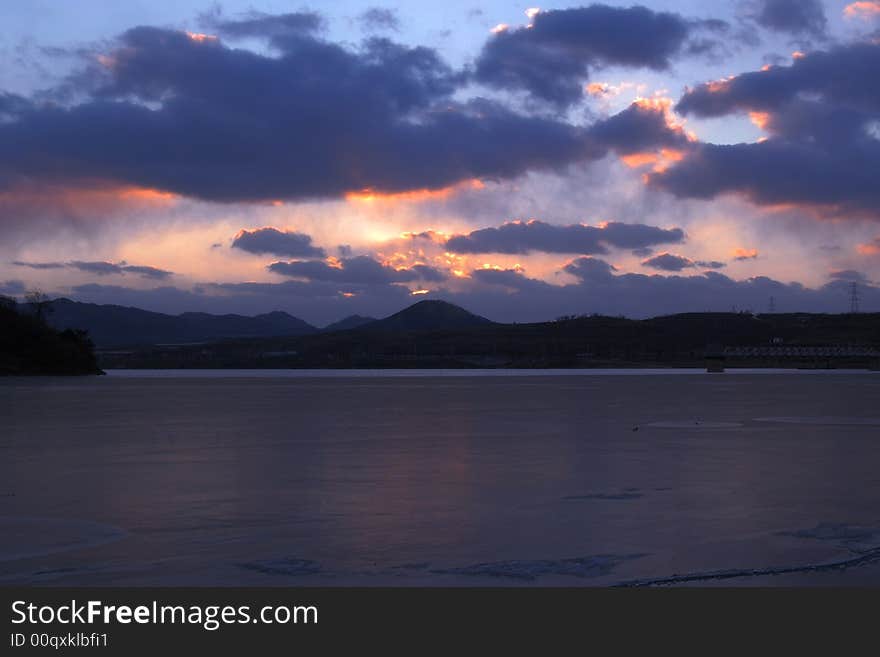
xmin=344 ymin=179 xmax=485 ymax=204
xmin=185 ymin=31 xmax=218 ymax=43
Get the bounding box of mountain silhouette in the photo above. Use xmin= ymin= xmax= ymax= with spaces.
xmin=322 ymin=315 xmax=376 ymax=332
xmin=363 ymin=300 xmax=494 ymax=332
xmin=42 ymin=299 xmax=316 ymax=347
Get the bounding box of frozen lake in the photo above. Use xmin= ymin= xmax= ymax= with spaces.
xmin=2 ymin=371 xmax=880 ymax=586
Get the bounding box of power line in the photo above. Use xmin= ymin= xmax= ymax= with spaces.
xmin=850 ymin=282 xmax=860 ymax=314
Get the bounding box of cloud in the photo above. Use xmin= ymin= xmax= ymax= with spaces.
xmin=0 ymin=279 xmax=25 ymax=295
xmin=13 ymin=260 xmax=173 ymax=279
xmin=445 ymin=220 xmax=685 ymax=255
xmin=231 ymin=227 xmax=325 ymax=258
xmin=750 ymin=0 xmax=827 ymax=38
xmin=358 ymin=8 xmax=400 ymax=32
xmin=641 ymin=253 xmax=691 ymax=271
xmin=641 ymin=252 xmax=726 ymax=271
xmin=0 ymin=92 xmax=32 ymax=119
xmin=829 ymin=269 xmax=869 ymax=283
xmin=562 ymin=256 xmax=618 ymax=281
xmin=844 ymin=2 xmax=880 ymax=20
xmin=12 ymin=260 xmax=65 ymax=270
xmin=268 ymin=255 xmax=446 ymax=285
xmin=732 ymin=248 xmax=759 ymax=261
xmin=857 ymin=237 xmax=880 ymax=254
xmin=1 ymin=22 xmax=614 ymax=204
xmin=69 ymin=261 xmax=127 ymax=276
xmin=676 ymin=42 xmax=880 ymax=117
xmin=470 ymin=267 xmax=551 ymax=291
xmin=650 ymin=42 xmax=880 ymax=220
xmin=588 ymin=98 xmax=693 ymax=155
xmin=472 ymin=5 xmax=722 ymax=107
xmin=0 ymin=12 xmax=701 ymax=219
xmin=203 ymin=11 xmax=324 ymax=47
xmin=115 ymin=264 xmax=174 ymax=280
xmin=698 ymin=260 xmax=727 ymax=269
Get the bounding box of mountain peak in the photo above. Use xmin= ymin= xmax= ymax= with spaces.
xmin=322 ymin=314 xmax=377 ymax=332
xmin=366 ymin=299 xmax=493 ymax=332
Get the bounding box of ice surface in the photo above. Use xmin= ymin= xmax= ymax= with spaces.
xmin=431 ymin=554 xmax=646 ymax=580
xmin=2 ymin=371 xmax=880 ymax=585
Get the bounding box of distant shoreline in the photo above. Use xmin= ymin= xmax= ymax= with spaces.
xmin=94 ymin=367 xmax=880 ymax=378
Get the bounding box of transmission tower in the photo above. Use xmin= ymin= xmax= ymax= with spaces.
xmin=849 ymin=282 xmax=860 ymax=314
xmin=768 ymin=296 xmax=776 ymax=313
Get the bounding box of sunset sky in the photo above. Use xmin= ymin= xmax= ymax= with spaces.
xmin=2 ymin=0 xmax=879 ymax=324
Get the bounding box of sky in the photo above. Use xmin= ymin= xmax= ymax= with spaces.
xmin=1 ymin=0 xmax=879 ymax=325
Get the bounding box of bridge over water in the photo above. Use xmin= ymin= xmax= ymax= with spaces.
xmin=707 ymin=345 xmax=880 ymax=371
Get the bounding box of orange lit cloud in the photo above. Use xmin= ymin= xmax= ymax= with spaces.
xmin=586 ymin=81 xmax=646 ymax=101
xmin=844 ymin=2 xmax=880 ymax=19
xmin=748 ymin=111 xmax=771 ymax=130
xmin=633 ymin=96 xmax=698 ymax=142
xmin=116 ymin=187 xmax=178 ymax=203
xmin=345 ymin=179 xmax=485 ymax=204
xmin=856 ymin=239 xmax=880 ymax=255
xmin=185 ymin=31 xmax=218 ymax=43
xmin=0 ymin=183 xmax=177 ymax=212
xmin=732 ymin=248 xmax=759 ymax=260
xmin=621 ymin=148 xmax=685 ymax=173
xmin=704 ymin=76 xmax=736 ymax=94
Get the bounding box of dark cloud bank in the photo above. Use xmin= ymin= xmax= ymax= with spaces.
xmin=653 ymin=40 xmax=880 ymax=219
xmin=445 ymin=220 xmax=685 ymax=255
xmin=0 ymin=6 xmax=699 ymax=206
xmin=474 ymin=5 xmax=726 ymax=107
xmin=13 ymin=260 xmax=172 ymax=279
xmin=231 ymin=227 xmax=326 ymax=258
xmin=3 ymin=4 xmax=872 ymax=223
xmin=749 ymin=0 xmax=827 ymax=39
